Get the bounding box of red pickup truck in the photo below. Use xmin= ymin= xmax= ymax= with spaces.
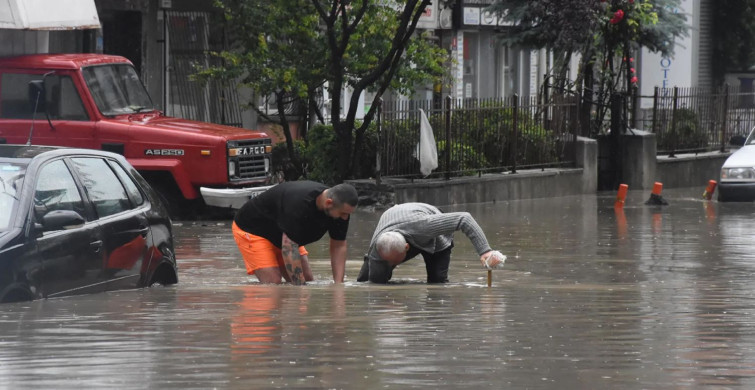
xmin=0 ymin=53 xmax=273 ymax=216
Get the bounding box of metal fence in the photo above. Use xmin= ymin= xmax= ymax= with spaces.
xmin=166 ymin=11 xmax=243 ymax=127
xmin=378 ymin=95 xmax=580 ymax=179
xmin=633 ymin=86 xmax=755 ymax=155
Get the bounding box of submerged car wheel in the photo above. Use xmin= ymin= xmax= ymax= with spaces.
xmin=0 ymin=285 xmax=33 ymax=303
xmin=149 ymin=262 xmax=178 ymax=286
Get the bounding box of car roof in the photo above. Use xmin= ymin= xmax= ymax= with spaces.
xmin=0 ymin=144 xmax=124 ymax=161
xmin=0 ymin=144 xmax=61 ymax=159
xmin=0 ymin=54 xmax=132 ymax=70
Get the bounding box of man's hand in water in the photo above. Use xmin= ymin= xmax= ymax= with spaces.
xmin=480 ymin=250 xmax=506 ymax=269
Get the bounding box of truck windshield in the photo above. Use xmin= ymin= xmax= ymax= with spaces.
xmin=0 ymin=163 xmax=25 ymax=231
xmin=82 ymin=64 xmax=156 ymax=116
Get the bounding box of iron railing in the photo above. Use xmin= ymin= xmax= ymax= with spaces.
xmin=378 ymin=95 xmax=580 ymax=179
xmin=165 ymin=11 xmax=243 ymax=127
xmin=632 ymin=86 xmax=755 ymax=155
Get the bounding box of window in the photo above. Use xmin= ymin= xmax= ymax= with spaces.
xmin=49 ymin=76 xmax=89 ymax=120
xmin=34 ymin=160 xmax=87 ymax=222
xmin=71 ymin=157 xmax=131 ymax=218
xmin=0 ymin=162 xmax=25 ymax=230
xmin=0 ymin=73 xmax=88 ymax=120
xmin=82 ymin=64 xmax=154 ymax=116
xmin=107 ymin=160 xmax=144 ymax=206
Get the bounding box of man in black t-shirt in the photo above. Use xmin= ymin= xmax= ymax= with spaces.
xmin=232 ymin=181 xmax=358 ymax=284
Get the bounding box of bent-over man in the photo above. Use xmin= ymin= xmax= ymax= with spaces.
xmin=357 ymin=202 xmax=504 ymax=283
xmin=233 ymin=181 xmax=358 ymax=285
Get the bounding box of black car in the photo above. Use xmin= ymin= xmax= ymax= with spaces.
xmin=0 ymin=145 xmax=178 ymax=302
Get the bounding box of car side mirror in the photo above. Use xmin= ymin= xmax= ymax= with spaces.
xmin=38 ymin=210 xmax=85 ymax=231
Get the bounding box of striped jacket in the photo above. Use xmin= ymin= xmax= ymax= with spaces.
xmin=359 ymin=203 xmax=492 ymax=282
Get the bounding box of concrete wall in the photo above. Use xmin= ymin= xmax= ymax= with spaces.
xmin=621 ymin=130 xmax=657 ymax=190
xmin=394 ymin=168 xmax=588 ymax=205
xmin=349 ymin=134 xmax=729 ymax=208
xmin=576 ymin=136 xmax=598 ymax=193
xmin=349 ymin=136 xmax=598 ymax=207
xmin=618 ymin=129 xmax=729 ymax=190
xmin=657 ymin=152 xmax=729 ymax=188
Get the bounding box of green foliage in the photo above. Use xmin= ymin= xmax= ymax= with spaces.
xmin=489 ymin=0 xmax=689 ymax=136
xmin=289 ymin=123 xmax=379 ymax=185
xmin=303 ymin=124 xmax=340 ymax=185
xmin=195 ymin=0 xmax=449 ymax=182
xmin=436 ymin=141 xmax=487 ymax=175
xmin=377 ymin=102 xmax=560 ymax=177
xmin=197 ymin=0 xmax=324 ymax=100
xmin=291 ymin=101 xmax=565 ymax=179
xmin=711 ymin=1 xmax=755 ymax=85
xmin=490 ymin=0 xmax=688 ymax=58
xmin=353 ymin=122 xmax=380 ymax=179
xmin=380 ymin=118 xmax=423 ymax=175
xmin=271 ymin=139 xmax=307 ymax=181
xmin=657 ymin=108 xmax=707 ymax=151
xmin=447 ymin=101 xmax=557 ymax=167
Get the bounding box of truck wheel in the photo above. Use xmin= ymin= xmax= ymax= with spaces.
xmin=142 ymin=172 xmax=202 ymax=220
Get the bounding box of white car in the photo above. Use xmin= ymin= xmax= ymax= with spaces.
xmin=719 ymin=130 xmax=755 ymax=202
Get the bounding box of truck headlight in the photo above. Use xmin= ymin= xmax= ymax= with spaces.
xmin=721 ymin=167 xmax=755 ymax=180
xmin=229 ymin=161 xmax=236 ymax=177
xmin=264 ymin=157 xmax=270 ymax=173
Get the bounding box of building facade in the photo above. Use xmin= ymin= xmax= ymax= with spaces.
xmin=0 ymin=0 xmax=721 ymax=131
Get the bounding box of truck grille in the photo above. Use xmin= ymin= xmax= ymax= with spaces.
xmin=228 ymin=139 xmax=271 ymax=181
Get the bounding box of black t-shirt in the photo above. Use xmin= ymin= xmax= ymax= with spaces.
xmin=233 ymin=181 xmax=350 ymax=248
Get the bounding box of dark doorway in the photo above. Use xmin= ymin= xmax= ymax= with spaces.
xmin=101 ymin=11 xmax=142 ymax=72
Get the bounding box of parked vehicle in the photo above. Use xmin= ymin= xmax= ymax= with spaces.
xmin=0 ymin=54 xmax=274 ymax=216
xmin=0 ymin=145 xmax=178 ymax=302
xmin=719 ymin=128 xmax=755 ymax=202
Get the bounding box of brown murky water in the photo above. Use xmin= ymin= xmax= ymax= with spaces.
xmin=3 ymin=188 xmax=755 ymax=389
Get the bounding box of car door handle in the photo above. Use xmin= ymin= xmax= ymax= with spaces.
xmin=138 ymin=226 xmax=149 ymax=237
xmin=90 ymin=240 xmax=103 ymax=253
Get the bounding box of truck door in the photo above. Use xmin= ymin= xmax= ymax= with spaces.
xmin=0 ymin=71 xmax=96 ymax=148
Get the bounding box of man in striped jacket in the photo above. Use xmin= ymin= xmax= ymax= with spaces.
xmin=356 ymin=202 xmax=504 ymax=283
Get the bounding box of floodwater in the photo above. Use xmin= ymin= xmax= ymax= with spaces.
xmin=3 ymin=188 xmax=755 ymax=389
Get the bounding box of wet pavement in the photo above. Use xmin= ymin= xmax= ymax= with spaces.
xmin=3 ymin=187 xmax=755 ymax=389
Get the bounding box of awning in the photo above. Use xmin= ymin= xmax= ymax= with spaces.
xmin=0 ymin=0 xmax=100 ymax=30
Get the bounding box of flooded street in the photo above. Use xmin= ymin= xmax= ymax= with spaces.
xmin=3 ymin=188 xmax=755 ymax=389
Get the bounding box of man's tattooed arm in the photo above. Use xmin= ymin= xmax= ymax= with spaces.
xmin=281 ymin=233 xmax=305 ymax=285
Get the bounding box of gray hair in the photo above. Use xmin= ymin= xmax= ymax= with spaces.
xmin=375 ymin=231 xmax=406 ymax=257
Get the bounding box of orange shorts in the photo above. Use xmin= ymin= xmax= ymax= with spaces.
xmin=232 ymin=222 xmax=309 ymax=275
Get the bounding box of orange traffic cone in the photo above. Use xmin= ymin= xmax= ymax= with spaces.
xmin=645 ymin=182 xmax=669 ymax=205
xmin=702 ymin=180 xmax=717 ymax=200
xmin=614 ymin=184 xmax=628 ymax=208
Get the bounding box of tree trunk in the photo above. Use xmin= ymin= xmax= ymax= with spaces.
xmin=333 ymin=121 xmax=353 ymax=182
xmin=579 ymin=56 xmax=594 ymax=137
xmin=275 ymin=92 xmax=301 ymax=181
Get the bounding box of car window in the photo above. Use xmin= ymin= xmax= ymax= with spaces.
xmin=71 ymin=157 xmax=131 ymax=218
xmin=107 ymin=160 xmax=144 ymax=206
xmin=34 ymin=160 xmax=87 ymax=222
xmin=0 ymin=162 xmax=25 ymax=230
xmin=1 ymin=73 xmax=88 ymax=120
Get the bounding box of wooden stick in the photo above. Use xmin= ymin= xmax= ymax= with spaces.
xmin=487 ymin=269 xmax=492 ymax=287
